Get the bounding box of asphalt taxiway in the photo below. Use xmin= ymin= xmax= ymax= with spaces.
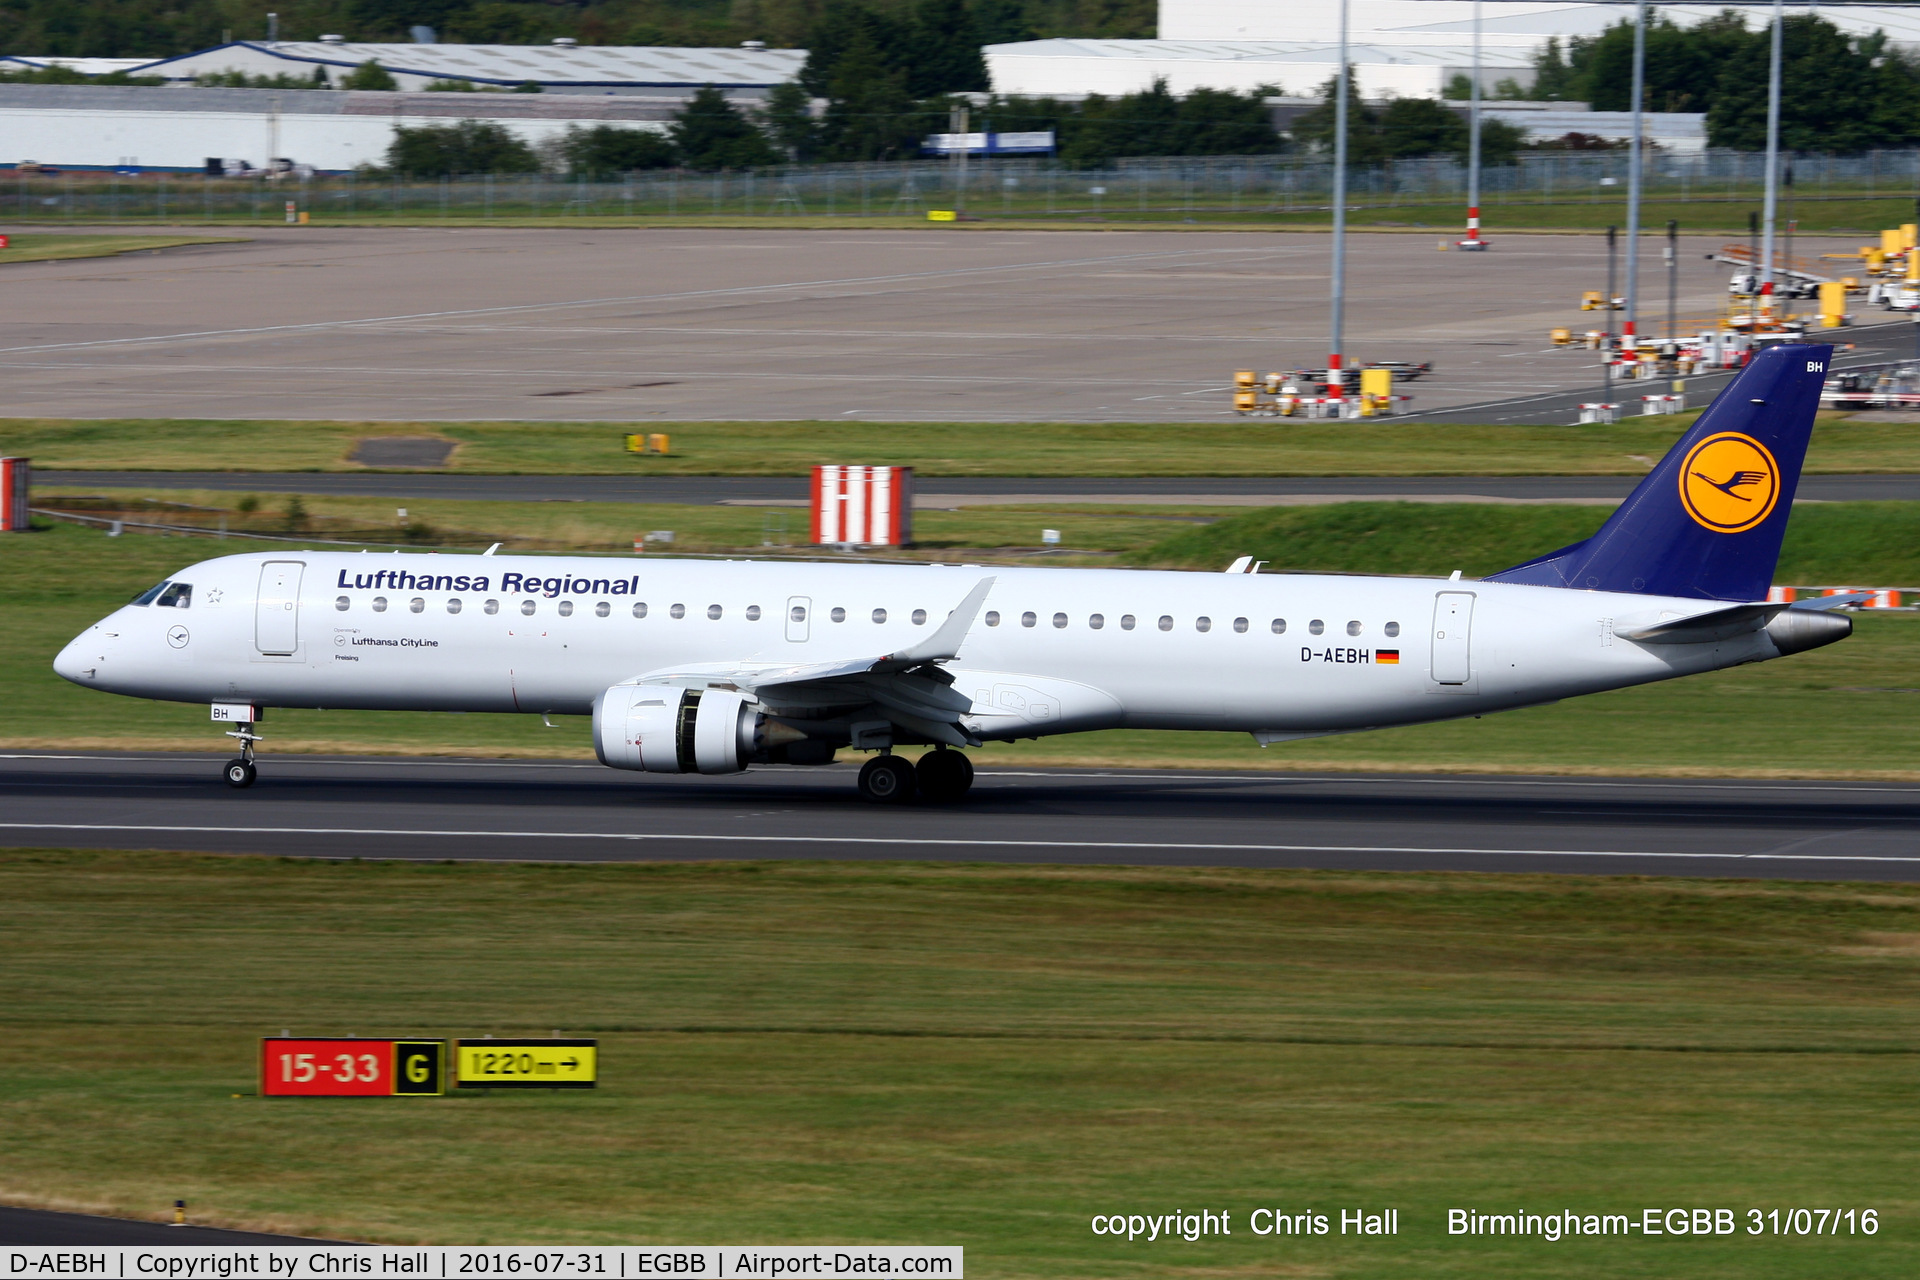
xmin=4 ymin=753 xmax=1917 ymax=881
xmin=0 ymin=1204 xmax=320 ymax=1244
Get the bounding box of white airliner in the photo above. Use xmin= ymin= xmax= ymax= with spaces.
xmin=54 ymin=346 xmax=1855 ymax=802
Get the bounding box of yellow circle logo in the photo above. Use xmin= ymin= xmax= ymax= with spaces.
xmin=1678 ymin=432 xmax=1780 ymax=534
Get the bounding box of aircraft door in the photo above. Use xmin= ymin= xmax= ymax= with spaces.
xmin=1430 ymin=591 xmax=1475 ymax=684
xmin=785 ymin=595 xmax=811 ymax=642
xmin=255 ymin=561 xmax=305 ymax=655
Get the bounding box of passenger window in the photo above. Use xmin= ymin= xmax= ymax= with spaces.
xmin=872 ymin=607 xmax=888 ymax=624
xmin=1195 ymin=616 xmax=1211 ymax=632
xmin=1309 ymin=619 xmax=1325 ymax=635
xmin=484 ymin=599 xmax=500 ymax=615
xmin=335 ymin=596 xmax=350 ymax=612
xmin=130 ymin=580 xmax=171 ymax=606
xmin=830 ymin=607 xmax=846 ymax=622
xmin=1271 ymin=618 xmax=1287 ymax=634
xmin=634 ymin=602 xmax=649 ymax=618
xmin=1233 ymin=617 xmax=1248 ymax=633
xmin=1121 ymin=614 xmax=1136 ymax=631
xmin=1089 ymin=613 xmax=1104 ymax=630
xmin=1052 ymin=612 xmax=1068 ymax=629
xmin=558 ymin=601 xmax=574 ymax=617
xmin=790 ymin=605 xmax=806 ymax=622
xmin=985 ymin=611 xmax=1000 ymax=627
xmin=912 ymin=608 xmax=927 ymax=625
xmin=156 ymin=583 xmax=192 ymax=609
xmin=1021 ymin=611 xmax=1037 ymax=628
xmin=1347 ymin=620 xmax=1363 ymax=636
xmin=448 ymin=598 xmax=463 ymax=614
xmin=708 ymin=604 xmax=723 ymax=620
xmin=594 ymin=601 xmax=609 ymax=617
xmin=1157 ymin=615 xmax=1173 ymax=631
xmin=1385 ymin=621 xmax=1401 ymax=637
xmin=521 ymin=600 xmax=537 ymax=616
xmin=747 ymin=605 xmax=761 ymax=621
xmin=670 ymin=603 xmax=686 ymax=619
xmin=410 ymin=597 xmax=425 ymax=614
xmin=373 ymin=597 xmax=388 ymax=613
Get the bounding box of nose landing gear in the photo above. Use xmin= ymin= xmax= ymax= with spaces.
xmin=222 ymin=718 xmax=262 ymax=789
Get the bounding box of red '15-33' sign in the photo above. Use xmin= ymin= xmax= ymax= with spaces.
xmin=260 ymin=1038 xmax=445 ymax=1096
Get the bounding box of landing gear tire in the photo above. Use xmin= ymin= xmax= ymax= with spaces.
xmin=915 ymin=750 xmax=974 ymax=803
xmin=223 ymin=758 xmax=257 ymax=789
xmin=858 ymin=754 xmax=917 ymax=804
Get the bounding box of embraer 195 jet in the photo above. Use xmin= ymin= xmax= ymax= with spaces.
xmin=56 ymin=345 xmax=1855 ymax=803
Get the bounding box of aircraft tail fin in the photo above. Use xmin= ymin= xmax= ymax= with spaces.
xmin=1485 ymin=343 xmax=1831 ymax=601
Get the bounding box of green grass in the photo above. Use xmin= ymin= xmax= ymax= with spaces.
xmin=1 ymin=849 xmax=1917 ymax=1273
xmin=1145 ymin=499 xmax=1920 ymax=585
xmin=11 ymin=512 xmax=1920 ymax=777
xmin=0 ymin=232 xmax=246 ymax=265
xmin=6 ymin=412 xmax=1920 ymax=476
xmin=24 ymin=191 xmax=1920 ymax=236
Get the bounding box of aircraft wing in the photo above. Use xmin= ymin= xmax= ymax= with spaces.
xmin=615 ymin=576 xmax=996 ymax=747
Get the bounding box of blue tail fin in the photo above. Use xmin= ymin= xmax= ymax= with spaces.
xmin=1486 ymin=343 xmax=1830 ymax=601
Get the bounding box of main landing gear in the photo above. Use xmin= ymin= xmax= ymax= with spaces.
xmin=223 ymin=718 xmax=262 ymax=789
xmin=856 ymin=749 xmax=975 ymax=805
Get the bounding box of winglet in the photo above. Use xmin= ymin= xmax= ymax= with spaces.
xmin=879 ymin=577 xmax=996 ymax=669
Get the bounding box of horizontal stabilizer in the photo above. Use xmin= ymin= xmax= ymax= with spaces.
xmin=1616 ymin=602 xmax=1782 ymax=644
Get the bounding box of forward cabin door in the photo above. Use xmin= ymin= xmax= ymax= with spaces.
xmin=255 ymin=561 xmax=305 ymax=655
xmin=1430 ymin=591 xmax=1475 ymax=685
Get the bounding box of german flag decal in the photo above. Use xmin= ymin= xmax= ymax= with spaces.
xmin=1377 ymin=649 xmax=1400 ymax=665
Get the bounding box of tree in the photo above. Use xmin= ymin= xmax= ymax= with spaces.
xmin=1377 ymin=97 xmax=1465 ymax=159
xmin=762 ymin=80 xmax=820 ymax=161
xmin=342 ymin=61 xmax=398 ymax=91
xmin=671 ymin=85 xmax=781 ymax=169
xmin=905 ymin=0 xmax=988 ymax=97
xmin=815 ymin=30 xmax=925 ymax=161
xmin=386 ymin=119 xmax=539 ymax=175
xmin=1288 ymin=72 xmax=1384 ymax=164
xmin=1709 ymin=15 xmax=1892 ymax=152
xmin=558 ymin=124 xmax=678 ymax=175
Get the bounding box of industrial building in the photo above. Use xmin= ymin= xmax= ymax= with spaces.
xmin=129 ymin=40 xmax=805 ymax=97
xmin=0 ymin=85 xmax=676 ymax=173
xmin=987 ymin=0 xmax=1920 ymax=99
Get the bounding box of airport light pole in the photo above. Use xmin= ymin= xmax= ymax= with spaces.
xmin=1623 ymin=0 xmax=1645 ymax=348
xmin=1604 ymin=225 xmax=1617 ymax=407
xmin=1329 ymin=0 xmax=1350 ymax=409
xmin=1760 ymin=0 xmax=1784 ymax=318
xmin=1460 ymin=0 xmax=1485 ymax=249
xmin=1666 ymin=218 xmax=1679 ymax=341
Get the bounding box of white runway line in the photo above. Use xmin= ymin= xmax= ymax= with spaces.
xmin=0 ymin=822 xmax=1913 ymax=862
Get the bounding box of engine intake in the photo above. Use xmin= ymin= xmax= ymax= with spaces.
xmin=593 ymin=686 xmax=818 ymax=773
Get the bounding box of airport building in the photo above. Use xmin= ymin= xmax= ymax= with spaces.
xmin=986 ymin=0 xmax=1920 ymax=98
xmin=0 ymin=84 xmax=677 ymax=173
xmin=129 ymin=40 xmax=805 ymax=97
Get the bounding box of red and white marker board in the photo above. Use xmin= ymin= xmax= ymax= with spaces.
xmin=0 ymin=457 xmax=27 ymax=532
xmin=812 ymin=465 xmax=913 ymax=546
xmin=261 ymin=1037 xmax=446 ymax=1096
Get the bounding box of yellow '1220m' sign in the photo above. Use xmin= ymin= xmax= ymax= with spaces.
xmin=455 ymin=1038 xmax=598 ymax=1089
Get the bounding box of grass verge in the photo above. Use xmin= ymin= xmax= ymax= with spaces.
xmin=10 ymin=514 xmax=1920 ymax=777
xmin=0 ymin=232 xmax=247 ymax=265
xmin=0 ymin=850 xmax=1916 ymax=1273
xmin=5 ymin=412 xmax=1918 ymax=476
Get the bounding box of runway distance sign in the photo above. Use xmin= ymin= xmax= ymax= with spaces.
xmin=456 ymin=1038 xmax=598 ymax=1089
xmin=261 ymin=1037 xmax=447 ymax=1096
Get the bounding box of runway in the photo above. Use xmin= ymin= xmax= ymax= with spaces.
xmin=5 ymin=752 xmax=1918 ymax=881
xmin=36 ymin=472 xmax=1920 ymax=504
xmin=0 ymin=1204 xmax=320 ymax=1244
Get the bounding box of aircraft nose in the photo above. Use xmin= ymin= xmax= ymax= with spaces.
xmin=53 ymin=629 xmax=102 ymax=685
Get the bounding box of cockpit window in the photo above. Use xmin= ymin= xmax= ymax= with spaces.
xmin=155 ymin=583 xmax=192 ymax=609
xmin=130 ymin=580 xmax=171 ymax=606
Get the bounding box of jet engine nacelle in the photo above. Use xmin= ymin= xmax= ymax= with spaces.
xmin=593 ymin=686 xmax=759 ymax=774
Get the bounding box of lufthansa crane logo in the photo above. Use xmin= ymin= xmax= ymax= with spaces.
xmin=1678 ymin=432 xmax=1780 ymax=534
